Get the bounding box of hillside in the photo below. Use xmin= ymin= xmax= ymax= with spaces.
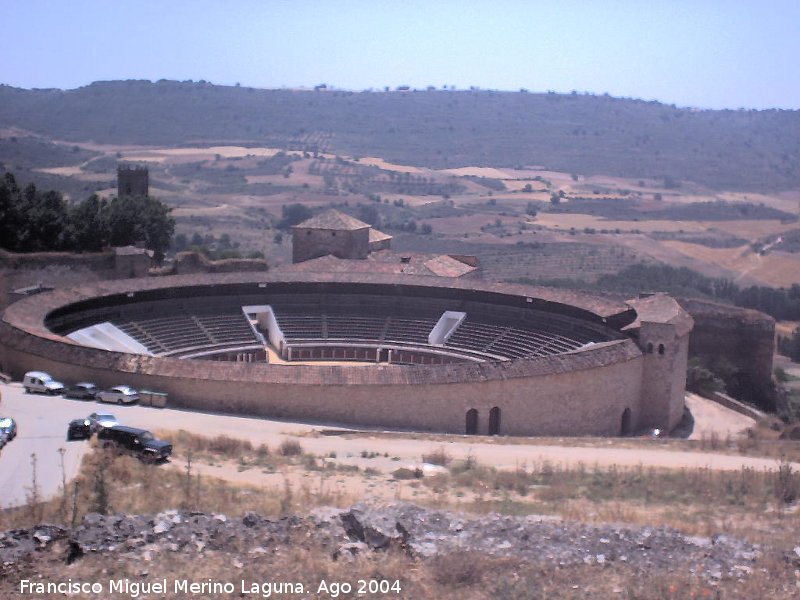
xmin=1 ymin=80 xmax=799 ymax=191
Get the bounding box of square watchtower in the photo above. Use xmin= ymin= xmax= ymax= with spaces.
xmin=117 ymin=165 xmax=149 ymax=197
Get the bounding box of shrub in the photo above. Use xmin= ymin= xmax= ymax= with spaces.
xmin=392 ymin=467 xmax=423 ymax=480
xmin=278 ymin=439 xmax=303 ymax=457
xmin=422 ymin=447 xmax=451 ymax=466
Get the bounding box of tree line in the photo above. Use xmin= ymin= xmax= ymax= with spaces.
xmin=0 ymin=172 xmax=174 ymax=259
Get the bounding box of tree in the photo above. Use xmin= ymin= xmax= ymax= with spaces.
xmin=65 ymin=194 xmax=108 ymax=252
xmin=779 ymin=328 xmax=800 ymax=362
xmin=525 ymin=202 xmax=538 ymax=217
xmin=277 ymin=203 xmax=312 ymax=230
xmin=105 ymin=195 xmax=174 ymax=260
xmin=14 ymin=184 xmax=70 ymax=251
xmin=550 ymin=192 xmax=561 ymax=205
xmin=686 ymin=357 xmax=725 ymax=396
xmin=0 ymin=173 xmax=20 ymax=248
xmin=358 ymin=204 xmax=379 ymax=226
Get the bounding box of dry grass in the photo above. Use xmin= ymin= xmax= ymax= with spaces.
xmin=2 ymin=431 xmax=800 ymax=598
xmin=0 ymin=440 xmax=347 ymax=532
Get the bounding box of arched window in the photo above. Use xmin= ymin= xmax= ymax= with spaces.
xmin=465 ymin=409 xmax=478 ymax=435
xmin=658 ymin=344 xmax=665 ymax=355
xmin=646 ymin=342 xmax=654 ymax=354
xmin=488 ymin=407 xmax=501 ymax=435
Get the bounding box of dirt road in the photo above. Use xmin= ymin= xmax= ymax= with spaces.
xmin=0 ymin=382 xmax=787 ymax=508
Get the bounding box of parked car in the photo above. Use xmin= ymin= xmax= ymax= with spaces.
xmin=67 ymin=418 xmax=93 ymax=440
xmin=23 ymin=371 xmax=65 ymax=395
xmin=97 ymin=425 xmax=172 ymax=462
xmin=96 ymin=386 xmax=139 ymax=405
xmin=87 ymin=412 xmax=119 ymax=430
xmin=65 ymin=382 xmax=98 ymax=400
xmin=0 ymin=417 xmax=17 ymax=441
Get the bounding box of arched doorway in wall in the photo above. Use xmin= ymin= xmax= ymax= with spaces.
xmin=488 ymin=406 xmax=501 ymax=435
xmin=620 ymin=408 xmax=632 ymax=436
xmin=465 ymin=409 xmax=479 ymax=435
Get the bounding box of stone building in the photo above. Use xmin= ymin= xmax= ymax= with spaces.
xmin=117 ymin=165 xmax=149 ymax=197
xmin=291 ymin=209 xmax=390 ymax=263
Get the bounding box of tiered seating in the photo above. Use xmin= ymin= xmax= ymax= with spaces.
xmin=383 ymin=316 xmax=439 ymax=345
xmin=272 ymin=314 xmax=324 ymax=339
xmin=112 ymin=310 xmax=261 ymax=357
xmin=325 ymin=315 xmax=387 ymax=340
xmin=271 ymin=304 xmax=441 ymax=347
xmin=270 ymin=301 xmax=616 ymax=362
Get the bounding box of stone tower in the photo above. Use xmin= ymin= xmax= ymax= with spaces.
xmin=117 ymin=165 xmax=149 ymax=197
xmin=627 ymin=294 xmax=694 ymax=432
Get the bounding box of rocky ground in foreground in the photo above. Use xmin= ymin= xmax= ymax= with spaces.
xmin=2 ymin=502 xmax=791 ymax=584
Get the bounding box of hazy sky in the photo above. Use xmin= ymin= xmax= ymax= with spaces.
xmin=2 ymin=1 xmax=798 ymax=109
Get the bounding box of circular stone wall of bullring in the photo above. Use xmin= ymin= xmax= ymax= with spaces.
xmin=0 ymin=273 xmax=645 ymax=436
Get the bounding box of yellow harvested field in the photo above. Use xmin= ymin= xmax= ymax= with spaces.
xmin=717 ymin=191 xmax=800 ymax=213
xmin=663 ymin=241 xmax=800 ymax=286
xmin=429 ymin=213 xmax=520 ymax=234
xmin=663 ymin=241 xmax=756 ymax=270
xmin=442 ymin=166 xmax=514 ymax=179
xmin=357 ymin=156 xmax=424 ymax=173
xmin=172 ymin=204 xmax=232 ymax=216
xmin=245 ymin=175 xmax=288 ymax=184
xmin=748 ymin=253 xmax=800 ymax=287
xmin=37 ymin=166 xmax=84 ymax=176
xmin=776 ymin=321 xmax=799 ymax=337
xmin=121 ymin=145 xmax=312 ymax=163
xmin=707 ymin=219 xmax=800 ymax=240
xmin=501 ymin=180 xmax=549 ymax=192
xmin=535 ymin=213 xmax=707 ymax=233
xmin=377 ymin=193 xmax=439 ymax=207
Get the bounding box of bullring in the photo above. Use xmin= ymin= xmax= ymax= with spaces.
xmin=0 ymin=272 xmax=692 ymax=437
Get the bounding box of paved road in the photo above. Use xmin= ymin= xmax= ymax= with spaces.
xmin=0 ymin=383 xmax=90 ymax=508
xmin=0 ymin=382 xmax=790 ymax=509
xmin=0 ymin=381 xmax=326 ymax=508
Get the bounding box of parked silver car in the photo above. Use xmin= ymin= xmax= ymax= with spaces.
xmin=87 ymin=412 xmax=119 ymax=430
xmin=96 ymin=386 xmax=139 ymax=405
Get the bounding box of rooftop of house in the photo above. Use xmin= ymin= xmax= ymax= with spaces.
xmin=292 ymin=209 xmax=370 ymax=231
xmin=279 ymin=250 xmax=479 ymax=278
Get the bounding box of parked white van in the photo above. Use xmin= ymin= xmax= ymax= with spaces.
xmin=23 ymin=371 xmax=65 ymax=395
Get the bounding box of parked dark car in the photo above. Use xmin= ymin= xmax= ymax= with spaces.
xmin=65 ymin=383 xmax=98 ymax=400
xmin=67 ymin=418 xmax=93 ymax=440
xmin=0 ymin=417 xmax=17 ymax=441
xmin=97 ymin=425 xmax=172 ymax=462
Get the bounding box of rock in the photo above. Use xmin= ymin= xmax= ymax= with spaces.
xmin=242 ymin=512 xmax=261 ymax=528
xmin=0 ymin=503 xmax=768 ymax=585
xmin=333 ymin=541 xmax=369 ymax=561
xmin=685 ymin=536 xmax=712 ymax=549
xmin=152 ymin=521 xmax=171 ymax=535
